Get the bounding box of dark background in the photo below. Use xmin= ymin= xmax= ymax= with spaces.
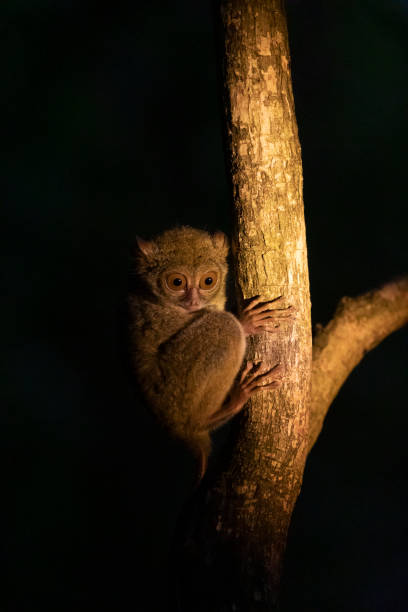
xmin=2 ymin=0 xmax=408 ymax=610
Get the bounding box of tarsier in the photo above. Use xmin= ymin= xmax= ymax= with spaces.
xmin=129 ymin=226 xmax=293 ymax=480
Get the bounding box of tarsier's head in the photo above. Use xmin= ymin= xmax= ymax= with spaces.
xmin=134 ymin=226 xmax=229 ymax=312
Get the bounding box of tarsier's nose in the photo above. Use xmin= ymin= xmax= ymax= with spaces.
xmin=184 ymin=287 xmax=201 ymax=306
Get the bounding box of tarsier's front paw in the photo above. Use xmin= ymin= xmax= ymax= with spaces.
xmin=229 ymin=361 xmax=283 ymax=413
xmin=239 ymin=295 xmax=296 ymax=337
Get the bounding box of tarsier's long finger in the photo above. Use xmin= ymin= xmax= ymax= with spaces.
xmin=240 ymin=361 xmax=254 ymax=383
xmin=242 ymin=295 xmax=264 ymax=312
xmin=241 ymin=361 xmax=264 ymax=386
xmin=239 ymin=363 xmax=263 ymax=387
xmin=243 ymin=295 xmax=283 ymax=313
xmin=253 ymin=380 xmax=281 ymax=392
xmin=247 ymin=370 xmax=283 ymax=392
xmin=246 ymin=302 xmax=281 ymax=315
xmin=252 ymin=305 xmax=296 ymax=322
xmin=242 ymin=363 xmax=280 ymax=389
xmin=254 ymin=363 xmax=283 ymax=381
xmin=246 ymin=298 xmax=289 ymax=316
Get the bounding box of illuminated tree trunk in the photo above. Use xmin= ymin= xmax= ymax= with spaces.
xmin=172 ymin=1 xmax=408 ymax=610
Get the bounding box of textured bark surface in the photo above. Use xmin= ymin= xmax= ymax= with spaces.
xmin=174 ymin=1 xmax=311 ymax=610
xmin=309 ymin=279 xmax=408 ymax=451
xmin=222 ymin=0 xmax=312 ymax=597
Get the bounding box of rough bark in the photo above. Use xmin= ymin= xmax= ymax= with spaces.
xmin=309 ymin=278 xmax=408 ymax=451
xmin=173 ymin=1 xmax=311 ymax=610
xmin=223 ymin=0 xmax=312 ymax=599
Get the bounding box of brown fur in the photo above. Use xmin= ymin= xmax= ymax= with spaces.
xmin=129 ymin=227 xmax=246 ymax=478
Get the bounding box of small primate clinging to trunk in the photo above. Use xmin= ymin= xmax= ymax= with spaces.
xmin=129 ymin=226 xmax=294 ymax=479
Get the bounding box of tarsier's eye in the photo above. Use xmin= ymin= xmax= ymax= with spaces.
xmin=199 ymin=271 xmax=219 ymax=290
xmin=166 ymin=273 xmax=187 ymax=291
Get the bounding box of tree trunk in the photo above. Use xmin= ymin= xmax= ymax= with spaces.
xmin=171 ymin=2 xmax=408 ymax=610
xmin=173 ymin=1 xmax=311 ymax=610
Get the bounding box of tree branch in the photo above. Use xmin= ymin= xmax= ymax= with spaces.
xmin=308 ymin=278 xmax=408 ymax=452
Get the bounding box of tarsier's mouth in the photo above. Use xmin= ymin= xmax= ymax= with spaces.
xmin=182 ymin=304 xmax=202 ymax=312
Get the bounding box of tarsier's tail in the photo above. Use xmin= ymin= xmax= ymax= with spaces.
xmin=188 ymin=432 xmax=211 ymax=484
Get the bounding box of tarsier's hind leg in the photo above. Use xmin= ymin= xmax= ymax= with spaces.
xmin=157 ymin=311 xmax=246 ymax=481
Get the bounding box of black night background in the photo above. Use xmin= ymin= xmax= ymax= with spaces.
xmin=2 ymin=1 xmax=408 ymax=610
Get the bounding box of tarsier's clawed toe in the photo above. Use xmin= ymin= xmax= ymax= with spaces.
xmin=240 ymin=295 xmax=297 ymax=337
xmin=258 ymin=362 xmax=284 ymax=385
xmin=281 ymin=304 xmax=297 ymax=319
xmin=245 ymin=296 xmax=296 ymax=318
xmin=262 ymin=303 xmax=297 ymax=320
xmin=241 ymin=361 xmax=283 ymax=394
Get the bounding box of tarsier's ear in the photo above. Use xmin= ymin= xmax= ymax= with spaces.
xmin=135 ymin=236 xmax=156 ymax=258
xmin=212 ymin=231 xmax=229 ymax=254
